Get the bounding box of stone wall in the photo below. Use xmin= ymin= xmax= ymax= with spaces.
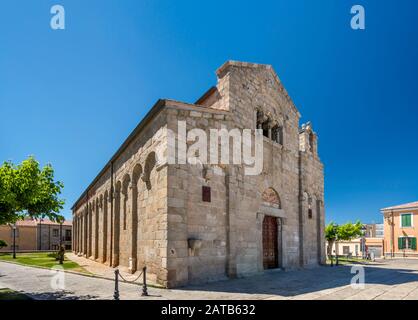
xmin=72 ymin=61 xmax=326 ymax=288
xmin=73 ymin=109 xmax=170 ymax=286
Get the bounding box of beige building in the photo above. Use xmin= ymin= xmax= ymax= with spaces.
xmin=72 ymin=61 xmax=325 ymax=288
xmin=382 ymin=201 xmax=418 ymax=258
xmin=328 ymin=237 xmax=384 ymax=258
xmin=0 ymin=219 xmax=72 ymax=252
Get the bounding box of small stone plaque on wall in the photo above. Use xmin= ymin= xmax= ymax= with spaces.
xmin=202 ymin=186 xmax=211 ymax=202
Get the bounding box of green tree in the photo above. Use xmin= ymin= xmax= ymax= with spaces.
xmin=325 ymin=221 xmax=363 ymax=265
xmin=0 ymin=239 xmax=7 ymax=249
xmin=0 ymin=156 xmax=65 ymax=225
xmin=338 ymin=221 xmax=363 ymax=241
xmin=325 ymin=222 xmax=339 ymax=264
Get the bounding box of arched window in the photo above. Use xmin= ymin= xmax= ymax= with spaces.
xmin=271 ymin=125 xmax=283 ymax=145
xmin=262 ymin=119 xmax=270 ymax=138
xmin=309 ymin=132 xmax=314 ymax=152
xmin=308 ymin=196 xmax=313 ymax=219
xmin=256 ymin=110 xmax=264 ymax=130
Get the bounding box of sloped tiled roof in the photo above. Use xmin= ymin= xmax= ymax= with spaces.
xmin=381 ymin=201 xmax=418 ymax=212
xmin=8 ymin=219 xmax=72 ymax=227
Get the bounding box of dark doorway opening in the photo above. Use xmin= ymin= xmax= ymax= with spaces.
xmin=263 ymin=216 xmax=279 ymax=269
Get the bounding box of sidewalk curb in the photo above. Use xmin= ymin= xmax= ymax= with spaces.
xmin=0 ymin=259 xmax=165 ymax=289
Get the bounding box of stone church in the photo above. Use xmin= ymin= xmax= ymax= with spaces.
xmin=72 ymin=61 xmax=325 ymax=288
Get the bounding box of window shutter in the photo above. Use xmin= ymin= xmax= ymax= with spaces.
xmin=398 ymin=237 xmax=403 ymax=249
xmin=402 ymin=214 xmax=412 ymax=227
xmin=411 ymin=238 xmax=417 ymax=250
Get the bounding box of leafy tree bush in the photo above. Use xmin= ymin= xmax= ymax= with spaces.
xmin=325 ymin=221 xmax=363 ymax=264
xmin=0 ymin=156 xmax=65 ymax=225
xmin=0 ymin=239 xmax=7 ymax=249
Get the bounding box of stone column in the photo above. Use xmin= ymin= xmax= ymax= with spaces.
xmin=102 ymin=193 xmax=109 ymax=263
xmin=91 ymin=203 xmax=95 ymax=259
xmin=225 ymin=167 xmax=238 ymax=278
xmin=112 ymin=190 xmax=120 ymax=267
xmin=95 ymin=199 xmax=100 ymax=261
xmin=77 ymin=216 xmax=80 ymax=254
xmin=128 ymin=182 xmax=138 ymax=273
xmin=79 ymin=214 xmax=83 ymax=254
xmin=79 ymin=215 xmax=83 ymax=255
xmin=108 ymin=194 xmax=113 ymax=267
xmin=72 ymin=217 xmax=76 ymax=253
xmin=88 ymin=205 xmax=93 ymax=258
xmin=84 ymin=209 xmax=88 ymax=256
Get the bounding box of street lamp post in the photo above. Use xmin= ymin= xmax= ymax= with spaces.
xmin=59 ymin=222 xmax=63 ymax=248
xmin=59 ymin=221 xmax=64 ymax=265
xmin=335 ymin=230 xmax=339 ymax=266
xmin=38 ymin=217 xmax=44 ymax=251
xmin=361 ymin=225 xmax=367 ymax=260
xmin=12 ymin=224 xmax=16 ymax=259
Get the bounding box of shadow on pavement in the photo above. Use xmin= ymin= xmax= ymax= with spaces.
xmin=177 ymin=263 xmax=418 ymax=297
xmin=26 ymin=290 xmax=99 ymax=300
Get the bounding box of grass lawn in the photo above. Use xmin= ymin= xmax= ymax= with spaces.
xmin=0 ymin=252 xmax=90 ymax=274
xmin=0 ymin=288 xmax=32 ymax=300
xmin=326 ymin=256 xmax=370 ymax=266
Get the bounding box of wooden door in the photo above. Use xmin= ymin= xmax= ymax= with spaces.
xmin=263 ymin=215 xmax=278 ymax=269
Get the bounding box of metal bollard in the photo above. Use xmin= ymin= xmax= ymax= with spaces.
xmin=114 ymin=269 xmax=120 ymax=300
xmin=141 ymin=266 xmax=149 ymax=296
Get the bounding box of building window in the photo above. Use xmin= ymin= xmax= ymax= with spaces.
xmin=398 ymin=237 xmax=417 ymax=250
xmin=271 ymin=125 xmax=283 ymax=145
xmin=65 ymin=229 xmax=72 ymax=241
xmin=53 ymin=229 xmax=59 ymax=237
xmin=52 ymin=245 xmax=59 ymax=250
xmin=343 ymin=246 xmax=350 ymax=255
xmin=65 ymin=244 xmax=72 ymax=250
xmin=308 ymin=209 xmax=313 ymax=219
xmin=401 ymin=214 xmax=413 ymax=228
xmin=256 ymin=110 xmax=264 ymax=130
xmin=202 ymin=186 xmax=211 ymax=202
xmin=262 ymin=120 xmax=270 ymax=138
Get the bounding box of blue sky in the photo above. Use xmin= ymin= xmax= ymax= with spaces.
xmin=1 ymin=0 xmax=417 ymax=224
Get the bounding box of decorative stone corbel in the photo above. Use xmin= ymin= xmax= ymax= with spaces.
xmin=188 ymin=238 xmax=202 ymax=256
xmin=202 ymin=166 xmax=213 ymax=181
xmin=156 ymin=162 xmax=167 ymax=172
xmin=140 ymin=172 xmax=149 ymax=184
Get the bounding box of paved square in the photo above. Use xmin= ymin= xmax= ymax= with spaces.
xmin=1 ymin=259 xmax=418 ymax=300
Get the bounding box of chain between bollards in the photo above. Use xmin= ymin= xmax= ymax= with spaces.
xmin=114 ymin=269 xmax=120 ymax=300
xmin=114 ymin=267 xmax=148 ymax=299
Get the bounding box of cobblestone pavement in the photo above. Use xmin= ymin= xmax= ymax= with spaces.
xmin=65 ymin=253 xmax=160 ymax=286
xmin=1 ymin=259 xmax=418 ymax=300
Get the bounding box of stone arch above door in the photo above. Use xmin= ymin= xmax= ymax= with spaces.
xmin=258 ymin=187 xmax=285 ymax=220
xmin=261 ymin=187 xmax=281 ymax=208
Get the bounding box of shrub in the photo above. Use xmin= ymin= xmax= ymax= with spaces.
xmin=0 ymin=240 xmax=7 ymax=249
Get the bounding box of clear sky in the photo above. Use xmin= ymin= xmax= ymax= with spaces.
xmin=1 ymin=0 xmax=417 ymax=224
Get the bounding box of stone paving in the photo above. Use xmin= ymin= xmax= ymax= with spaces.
xmin=1 ymin=259 xmax=418 ymax=300
xmin=65 ymin=253 xmax=160 ymax=286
